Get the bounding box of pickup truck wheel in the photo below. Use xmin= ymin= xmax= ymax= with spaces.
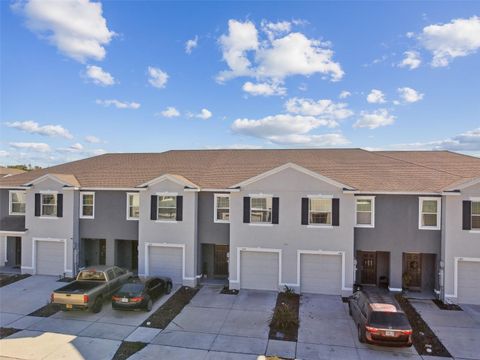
xmin=146 ymin=299 xmax=153 ymax=312
xmin=166 ymin=283 xmax=172 ymax=294
xmin=92 ymin=297 xmax=103 ymax=313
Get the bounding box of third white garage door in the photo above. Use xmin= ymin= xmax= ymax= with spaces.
xmin=300 ymin=253 xmax=342 ymax=295
xmin=36 ymin=241 xmax=65 ymax=276
xmin=457 ymin=261 xmax=480 ymax=305
xmin=240 ymin=251 xmax=279 ymax=291
xmin=148 ymin=246 xmax=183 ymax=283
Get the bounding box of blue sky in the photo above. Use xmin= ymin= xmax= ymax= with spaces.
xmin=1 ymin=1 xmax=479 ymax=167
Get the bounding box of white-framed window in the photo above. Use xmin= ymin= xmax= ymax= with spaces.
xmin=250 ymin=196 xmax=272 ymax=224
xmin=214 ymin=194 xmax=230 ymax=223
xmin=355 ymin=196 xmax=375 ymax=228
xmin=127 ymin=192 xmax=140 ymax=220
xmin=309 ymin=197 xmax=332 ymax=225
xmin=419 ymin=197 xmax=441 ymax=230
xmin=41 ymin=193 xmax=57 ymax=217
xmin=157 ymin=195 xmax=177 ymax=221
xmin=472 ymin=201 xmax=480 ymax=230
xmin=80 ymin=192 xmax=95 ymax=219
xmin=9 ymin=190 xmax=26 ymax=215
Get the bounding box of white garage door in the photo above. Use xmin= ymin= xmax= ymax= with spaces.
xmin=300 ymin=253 xmax=342 ymax=295
xmin=148 ymin=246 xmax=183 ymax=283
xmin=36 ymin=241 xmax=64 ymax=276
xmin=457 ymin=261 xmax=480 ymax=305
xmin=240 ymin=251 xmax=279 ymax=291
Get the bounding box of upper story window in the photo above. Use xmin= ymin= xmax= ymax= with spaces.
xmin=472 ymin=201 xmax=480 ymax=230
xmin=80 ymin=192 xmax=95 ymax=219
xmin=9 ymin=190 xmax=26 ymax=215
xmin=355 ymin=196 xmax=375 ymax=228
xmin=309 ymin=198 xmax=332 ymax=225
xmin=419 ymin=197 xmax=441 ymax=230
xmin=127 ymin=192 xmax=140 ymax=220
xmin=41 ymin=193 xmax=57 ymax=217
xmin=250 ymin=197 xmax=272 ymax=224
xmin=158 ymin=195 xmax=177 ymax=221
xmin=214 ymin=194 xmax=230 ymax=223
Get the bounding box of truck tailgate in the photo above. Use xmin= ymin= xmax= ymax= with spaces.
xmin=52 ymin=292 xmax=86 ymax=305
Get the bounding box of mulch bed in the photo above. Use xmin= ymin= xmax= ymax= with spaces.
xmin=28 ymin=303 xmax=62 ymax=317
xmin=220 ymin=286 xmax=239 ymax=295
xmin=269 ymin=291 xmax=300 ymax=342
xmin=112 ymin=341 xmax=147 ymax=360
xmin=141 ymin=286 xmax=199 ymax=329
xmin=395 ymin=294 xmax=451 ymax=357
xmin=0 ymin=273 xmax=31 ymax=287
xmin=432 ymin=299 xmax=462 ymax=311
xmin=0 ymin=327 xmax=20 ymax=339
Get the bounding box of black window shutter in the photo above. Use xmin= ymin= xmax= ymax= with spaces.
xmin=150 ymin=195 xmax=157 ymax=220
xmin=332 ymin=198 xmax=340 ymax=226
xmin=301 ymin=198 xmax=309 ymax=225
xmin=272 ymin=197 xmax=279 ymax=224
xmin=35 ymin=193 xmax=41 ymax=216
xmin=57 ymin=194 xmax=63 ymax=217
xmin=463 ymin=200 xmax=472 ymax=230
xmin=176 ymin=196 xmax=183 ymax=221
xmin=243 ymin=197 xmax=250 ymax=223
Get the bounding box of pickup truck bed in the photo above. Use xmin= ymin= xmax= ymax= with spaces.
xmin=54 ymin=281 xmax=100 ymax=294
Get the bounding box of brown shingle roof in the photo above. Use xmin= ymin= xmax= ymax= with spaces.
xmin=0 ymin=149 xmax=478 ymax=192
xmin=0 ymin=167 xmax=25 ymax=176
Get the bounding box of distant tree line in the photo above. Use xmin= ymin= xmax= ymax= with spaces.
xmin=7 ymin=164 xmax=42 ymax=171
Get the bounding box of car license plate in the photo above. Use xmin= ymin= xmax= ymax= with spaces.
xmin=66 ymin=304 xmax=72 ymax=309
xmin=121 ymin=298 xmax=128 ymax=303
xmin=385 ymin=330 xmax=395 ymax=337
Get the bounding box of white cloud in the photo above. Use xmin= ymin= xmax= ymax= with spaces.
xmin=58 ymin=142 xmax=84 ymax=153
xmin=10 ymin=142 xmax=51 ymax=152
xmin=242 ymin=81 xmax=286 ymax=96
xmin=96 ymin=99 xmax=140 ymax=109
xmin=366 ymin=89 xmax=386 ymax=104
xmin=85 ymin=65 xmax=115 ymax=86
xmin=339 ymin=90 xmax=351 ymax=99
xmin=406 ymin=32 xmax=415 ymax=38
xmin=0 ymin=150 xmax=10 ymax=157
xmin=261 ymin=20 xmax=291 ymax=40
xmin=397 ymin=87 xmax=424 ymax=103
xmin=398 ymin=51 xmax=421 ymax=70
xmin=147 ymin=66 xmax=168 ymax=89
xmin=13 ymin=0 xmax=115 ymax=62
xmin=185 ymin=35 xmax=198 ymax=54
xmin=195 ymin=108 xmax=212 ymax=120
xmin=217 ymin=19 xmax=343 ymax=85
xmin=354 ymin=109 xmax=395 ymax=129
xmin=85 ymin=135 xmax=101 ymax=143
xmin=284 ymin=98 xmax=353 ymax=125
xmin=206 ymin=144 xmax=263 ymax=150
xmin=395 ymin=128 xmax=480 ymax=151
xmin=266 ymin=133 xmax=350 ymax=147
xmin=6 ymin=120 xmax=73 ymax=139
xmin=159 ymin=106 xmax=180 ymax=118
xmin=419 ymin=16 xmax=480 ymax=67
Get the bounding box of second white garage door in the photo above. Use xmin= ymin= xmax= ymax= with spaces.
xmin=300 ymin=253 xmax=342 ymax=295
xmin=148 ymin=246 xmax=183 ymax=283
xmin=457 ymin=261 xmax=480 ymax=305
xmin=240 ymin=251 xmax=279 ymax=291
xmin=36 ymin=241 xmax=65 ymax=276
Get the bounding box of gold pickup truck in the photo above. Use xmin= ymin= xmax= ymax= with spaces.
xmin=51 ymin=266 xmax=132 ymax=313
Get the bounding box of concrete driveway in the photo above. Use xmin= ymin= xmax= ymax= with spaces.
xmin=411 ymin=299 xmax=480 ymax=360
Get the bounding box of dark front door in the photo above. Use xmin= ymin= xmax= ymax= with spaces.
xmin=131 ymin=241 xmax=138 ymax=270
xmin=214 ymin=245 xmax=229 ymax=277
xmin=361 ymin=252 xmax=377 ymax=285
xmin=404 ymin=253 xmax=422 ymax=289
xmin=14 ymin=237 xmax=22 ymax=266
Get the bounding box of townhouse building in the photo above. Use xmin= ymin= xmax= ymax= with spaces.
xmin=0 ymin=149 xmax=479 ymax=304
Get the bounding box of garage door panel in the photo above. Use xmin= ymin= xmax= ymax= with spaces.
xmin=241 ymin=251 xmax=279 ymax=291
xmin=148 ymin=247 xmax=183 ymax=283
xmin=301 ymin=254 xmax=342 ymax=295
xmin=37 ymin=241 xmax=64 ymax=276
xmin=458 ymin=261 xmax=480 ymax=305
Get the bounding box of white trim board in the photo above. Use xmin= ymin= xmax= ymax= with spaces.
xmin=32 ymin=237 xmax=70 ymax=275
xmin=144 ymin=242 xmax=188 ymax=281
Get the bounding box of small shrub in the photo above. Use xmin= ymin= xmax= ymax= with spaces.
xmin=270 ymin=302 xmax=299 ymax=331
xmin=283 ymin=285 xmax=296 ymax=297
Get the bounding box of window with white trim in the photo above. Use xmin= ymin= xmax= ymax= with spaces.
xmin=214 ymin=194 xmax=230 ymax=223
xmin=158 ymin=195 xmax=176 ymax=221
xmin=80 ymin=192 xmax=95 ymax=218
xmin=309 ymin=198 xmax=332 ymax=225
xmin=355 ymin=196 xmax=375 ymax=227
xmin=9 ymin=190 xmax=26 ymax=215
xmin=41 ymin=193 xmax=57 ymax=217
xmin=419 ymin=197 xmax=441 ymax=230
xmin=250 ymin=197 xmax=272 ymax=223
xmin=127 ymin=193 xmax=139 ymax=220
xmin=472 ymin=201 xmax=480 ymax=229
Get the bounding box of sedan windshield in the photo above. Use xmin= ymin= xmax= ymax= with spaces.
xmin=77 ymin=271 xmax=106 ymax=281
xmin=368 ymin=311 xmax=410 ymax=329
xmin=117 ymin=283 xmax=144 ymax=297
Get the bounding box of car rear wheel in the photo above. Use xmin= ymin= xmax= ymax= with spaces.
xmin=145 ymin=299 xmax=153 ymax=312
xmin=358 ymin=325 xmax=365 ymax=343
xmin=92 ymin=296 xmax=103 ymax=313
xmin=166 ymin=283 xmax=172 ymax=294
